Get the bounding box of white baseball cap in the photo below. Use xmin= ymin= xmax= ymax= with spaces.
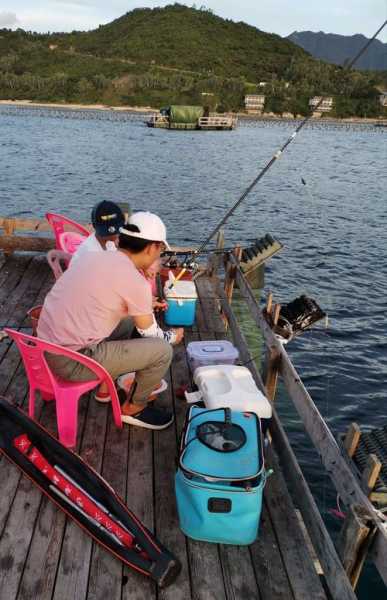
xmin=120 ymin=211 xmax=171 ymax=250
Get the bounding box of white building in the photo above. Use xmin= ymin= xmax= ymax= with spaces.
xmin=309 ymin=96 xmax=333 ymax=114
xmin=244 ymin=95 xmax=266 ymax=113
xmin=379 ymin=92 xmax=387 ymax=107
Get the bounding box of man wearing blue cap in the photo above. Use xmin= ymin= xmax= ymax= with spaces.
xmin=71 ymin=200 xmax=125 ymax=265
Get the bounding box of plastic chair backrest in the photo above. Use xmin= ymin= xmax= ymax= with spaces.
xmin=45 ymin=212 xmax=90 ymax=250
xmin=46 ymin=249 xmax=72 ymax=280
xmin=58 ymin=231 xmax=85 ymax=255
xmin=5 ymin=328 xmax=112 ymax=389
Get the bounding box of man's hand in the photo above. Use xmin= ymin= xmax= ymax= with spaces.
xmin=170 ymin=327 xmax=184 ymax=345
xmin=152 ymin=298 xmax=168 ymax=312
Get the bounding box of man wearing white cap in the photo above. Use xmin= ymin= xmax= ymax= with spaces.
xmin=38 ymin=211 xmax=183 ymax=431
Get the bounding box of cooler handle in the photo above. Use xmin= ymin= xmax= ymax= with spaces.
xmin=202 ymin=345 xmax=223 ymax=353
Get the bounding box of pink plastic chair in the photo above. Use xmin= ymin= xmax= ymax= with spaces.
xmin=46 ymin=249 xmax=72 ymax=279
xmin=46 ymin=212 xmax=90 ymax=252
xmin=58 ymin=232 xmax=85 ymax=255
xmin=5 ymin=328 xmax=122 ymax=448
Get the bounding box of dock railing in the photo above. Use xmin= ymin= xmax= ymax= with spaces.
xmin=198 ymin=115 xmax=237 ymax=129
xmin=209 ymin=247 xmax=387 ymax=594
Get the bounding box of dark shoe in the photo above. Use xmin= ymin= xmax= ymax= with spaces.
xmin=121 ymin=406 xmax=174 ymax=430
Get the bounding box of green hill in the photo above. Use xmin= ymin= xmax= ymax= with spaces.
xmin=53 ymin=4 xmax=307 ymax=81
xmin=0 ymin=3 xmax=385 ymax=117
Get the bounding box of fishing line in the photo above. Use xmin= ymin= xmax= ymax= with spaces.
xmin=179 ymin=19 xmax=387 ymax=268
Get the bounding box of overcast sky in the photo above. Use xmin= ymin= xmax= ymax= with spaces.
xmin=1 ymin=1 xmax=386 ymax=41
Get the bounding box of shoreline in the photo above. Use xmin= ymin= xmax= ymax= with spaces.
xmin=0 ymin=99 xmax=386 ymax=125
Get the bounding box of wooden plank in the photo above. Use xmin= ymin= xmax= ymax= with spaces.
xmin=0 ymin=257 xmax=49 ymax=327
xmin=0 ymin=264 xmax=53 ymax=544
xmin=361 ymin=455 xmax=382 ymax=496
xmin=15 ymin=391 xmax=91 ymax=600
xmin=87 ymin=416 xmax=129 ymax=600
xmin=171 ymin=341 xmax=227 ymax=600
xmin=219 ymin=544 xmax=261 ymax=600
xmin=122 ymin=426 xmax=156 ymax=600
xmin=0 ymin=473 xmax=43 ymax=600
xmin=0 ymin=385 xmax=61 ymax=599
xmin=0 ymin=235 xmax=55 ymax=253
xmin=337 ymin=505 xmax=372 ymax=588
xmin=216 ymin=281 xmax=357 ymax=600
xmin=343 ymin=423 xmax=361 ymax=458
xmin=0 ymin=255 xmax=32 ymax=310
xmin=250 ymin=505 xmax=295 ymax=600
xmin=0 ymin=217 xmax=53 ymax=233
xmin=154 ymin=367 xmax=191 ymax=600
xmin=264 ymin=446 xmax=327 ymax=600
xmin=269 ymin=415 xmax=357 ymax=600
xmin=52 ymin=398 xmax=109 ymax=600
xmin=195 ymin=278 xmax=268 ymax=599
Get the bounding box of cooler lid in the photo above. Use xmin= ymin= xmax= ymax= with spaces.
xmin=187 ymin=340 xmax=239 ymax=360
xmin=180 ymin=407 xmax=262 ymax=480
xmin=164 ymin=280 xmax=197 ymax=299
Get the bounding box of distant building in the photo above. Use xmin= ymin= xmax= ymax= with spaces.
xmin=244 ymin=95 xmax=265 ymax=114
xmin=379 ymin=92 xmax=387 ymax=107
xmin=309 ymin=96 xmax=333 ymax=116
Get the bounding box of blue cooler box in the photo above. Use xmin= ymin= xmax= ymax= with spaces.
xmin=164 ymin=281 xmax=197 ymax=326
xmin=175 ymin=406 xmax=266 ymax=545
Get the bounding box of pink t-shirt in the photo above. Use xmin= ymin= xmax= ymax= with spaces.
xmin=37 ymin=251 xmax=152 ymax=350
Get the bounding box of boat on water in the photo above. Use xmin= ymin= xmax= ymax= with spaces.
xmin=146 ymin=105 xmax=237 ymax=130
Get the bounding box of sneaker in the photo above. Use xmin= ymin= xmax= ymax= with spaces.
xmin=121 ymin=406 xmax=174 ymax=430
xmin=117 ymin=373 xmax=167 ymax=395
xmin=94 ymin=390 xmax=112 ymax=403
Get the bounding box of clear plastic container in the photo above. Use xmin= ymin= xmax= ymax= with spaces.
xmin=187 ymin=340 xmax=239 ymax=372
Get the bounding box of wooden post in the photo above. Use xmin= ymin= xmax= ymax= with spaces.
xmin=343 ymin=423 xmax=361 ymax=458
xmin=265 ymin=300 xmax=282 ymax=401
xmin=207 ymin=229 xmax=225 ymax=277
xmin=337 ymin=504 xmax=374 ymax=589
xmin=361 ymin=454 xmax=382 ymax=497
xmin=266 ymin=291 xmax=273 ymax=316
xmin=224 ymin=245 xmax=242 ymax=305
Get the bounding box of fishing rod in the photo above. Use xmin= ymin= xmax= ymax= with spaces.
xmin=174 ymin=19 xmax=387 ymax=272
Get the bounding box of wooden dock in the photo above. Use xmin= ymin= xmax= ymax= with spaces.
xmin=0 ymin=251 xmax=385 ymax=599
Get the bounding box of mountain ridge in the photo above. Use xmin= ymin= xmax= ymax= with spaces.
xmin=287 ymin=30 xmax=387 ymax=71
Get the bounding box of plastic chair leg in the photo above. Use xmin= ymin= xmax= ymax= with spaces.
xmin=41 ymin=391 xmax=55 ymax=402
xmin=55 ymin=390 xmax=80 ymax=448
xmin=28 ymin=388 xmax=36 ymax=419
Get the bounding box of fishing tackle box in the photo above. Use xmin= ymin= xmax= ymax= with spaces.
xmin=175 ymin=406 xmax=266 ymax=545
xmin=186 ymin=340 xmax=239 ymax=373
xmin=164 ymin=280 xmax=197 ymax=326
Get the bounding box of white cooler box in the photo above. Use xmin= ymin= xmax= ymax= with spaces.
xmin=186 ymin=365 xmax=272 ymax=430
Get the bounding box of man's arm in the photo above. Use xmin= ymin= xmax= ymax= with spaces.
xmin=133 ymin=314 xmax=184 ymax=345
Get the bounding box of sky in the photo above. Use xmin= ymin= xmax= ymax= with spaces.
xmin=0 ymin=1 xmax=386 ymax=41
